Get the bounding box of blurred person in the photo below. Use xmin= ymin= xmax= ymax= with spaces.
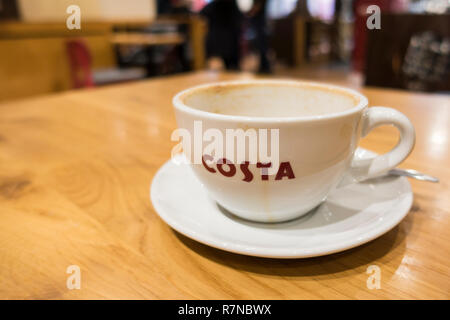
xmin=200 ymin=0 xmax=243 ymax=70
xmin=248 ymin=0 xmax=271 ymax=73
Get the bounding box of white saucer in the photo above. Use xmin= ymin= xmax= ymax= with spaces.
xmin=150 ymin=148 xmax=413 ymax=259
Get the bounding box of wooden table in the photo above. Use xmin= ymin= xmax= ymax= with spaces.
xmin=110 ymin=32 xmax=185 ymax=46
xmin=0 ymin=71 xmax=448 ymax=299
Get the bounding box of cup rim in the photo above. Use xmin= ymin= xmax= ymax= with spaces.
xmin=173 ymin=79 xmax=369 ymax=123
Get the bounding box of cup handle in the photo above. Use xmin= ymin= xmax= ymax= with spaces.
xmin=340 ymin=107 xmax=415 ymax=187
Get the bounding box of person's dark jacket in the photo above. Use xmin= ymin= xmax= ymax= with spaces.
xmin=200 ymin=0 xmax=243 ymax=68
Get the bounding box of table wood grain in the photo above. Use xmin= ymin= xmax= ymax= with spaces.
xmin=111 ymin=32 xmax=185 ymax=46
xmin=0 ymin=71 xmax=448 ymax=299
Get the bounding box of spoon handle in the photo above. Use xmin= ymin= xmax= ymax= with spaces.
xmin=388 ymin=168 xmax=439 ymax=183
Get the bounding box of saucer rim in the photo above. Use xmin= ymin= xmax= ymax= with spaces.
xmin=150 ymin=148 xmax=413 ymax=259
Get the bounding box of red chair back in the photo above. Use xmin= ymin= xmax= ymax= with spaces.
xmin=66 ymin=39 xmax=95 ymax=88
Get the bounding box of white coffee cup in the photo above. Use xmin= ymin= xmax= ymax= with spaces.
xmin=173 ymin=80 xmax=415 ymax=222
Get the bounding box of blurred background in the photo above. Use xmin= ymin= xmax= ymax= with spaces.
xmin=0 ymin=0 xmax=449 ymax=102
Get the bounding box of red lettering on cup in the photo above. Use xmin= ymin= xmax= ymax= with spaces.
xmin=275 ymin=162 xmax=295 ymax=180
xmin=256 ymin=162 xmax=272 ymax=181
xmin=202 ymin=154 xmax=216 ymax=173
xmin=217 ymin=158 xmax=236 ymax=177
xmin=201 ymin=155 xmax=295 ymax=182
xmin=240 ymin=161 xmax=253 ymax=182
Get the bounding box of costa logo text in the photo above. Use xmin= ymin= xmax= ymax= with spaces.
xmin=202 ymin=155 xmax=295 ymax=182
